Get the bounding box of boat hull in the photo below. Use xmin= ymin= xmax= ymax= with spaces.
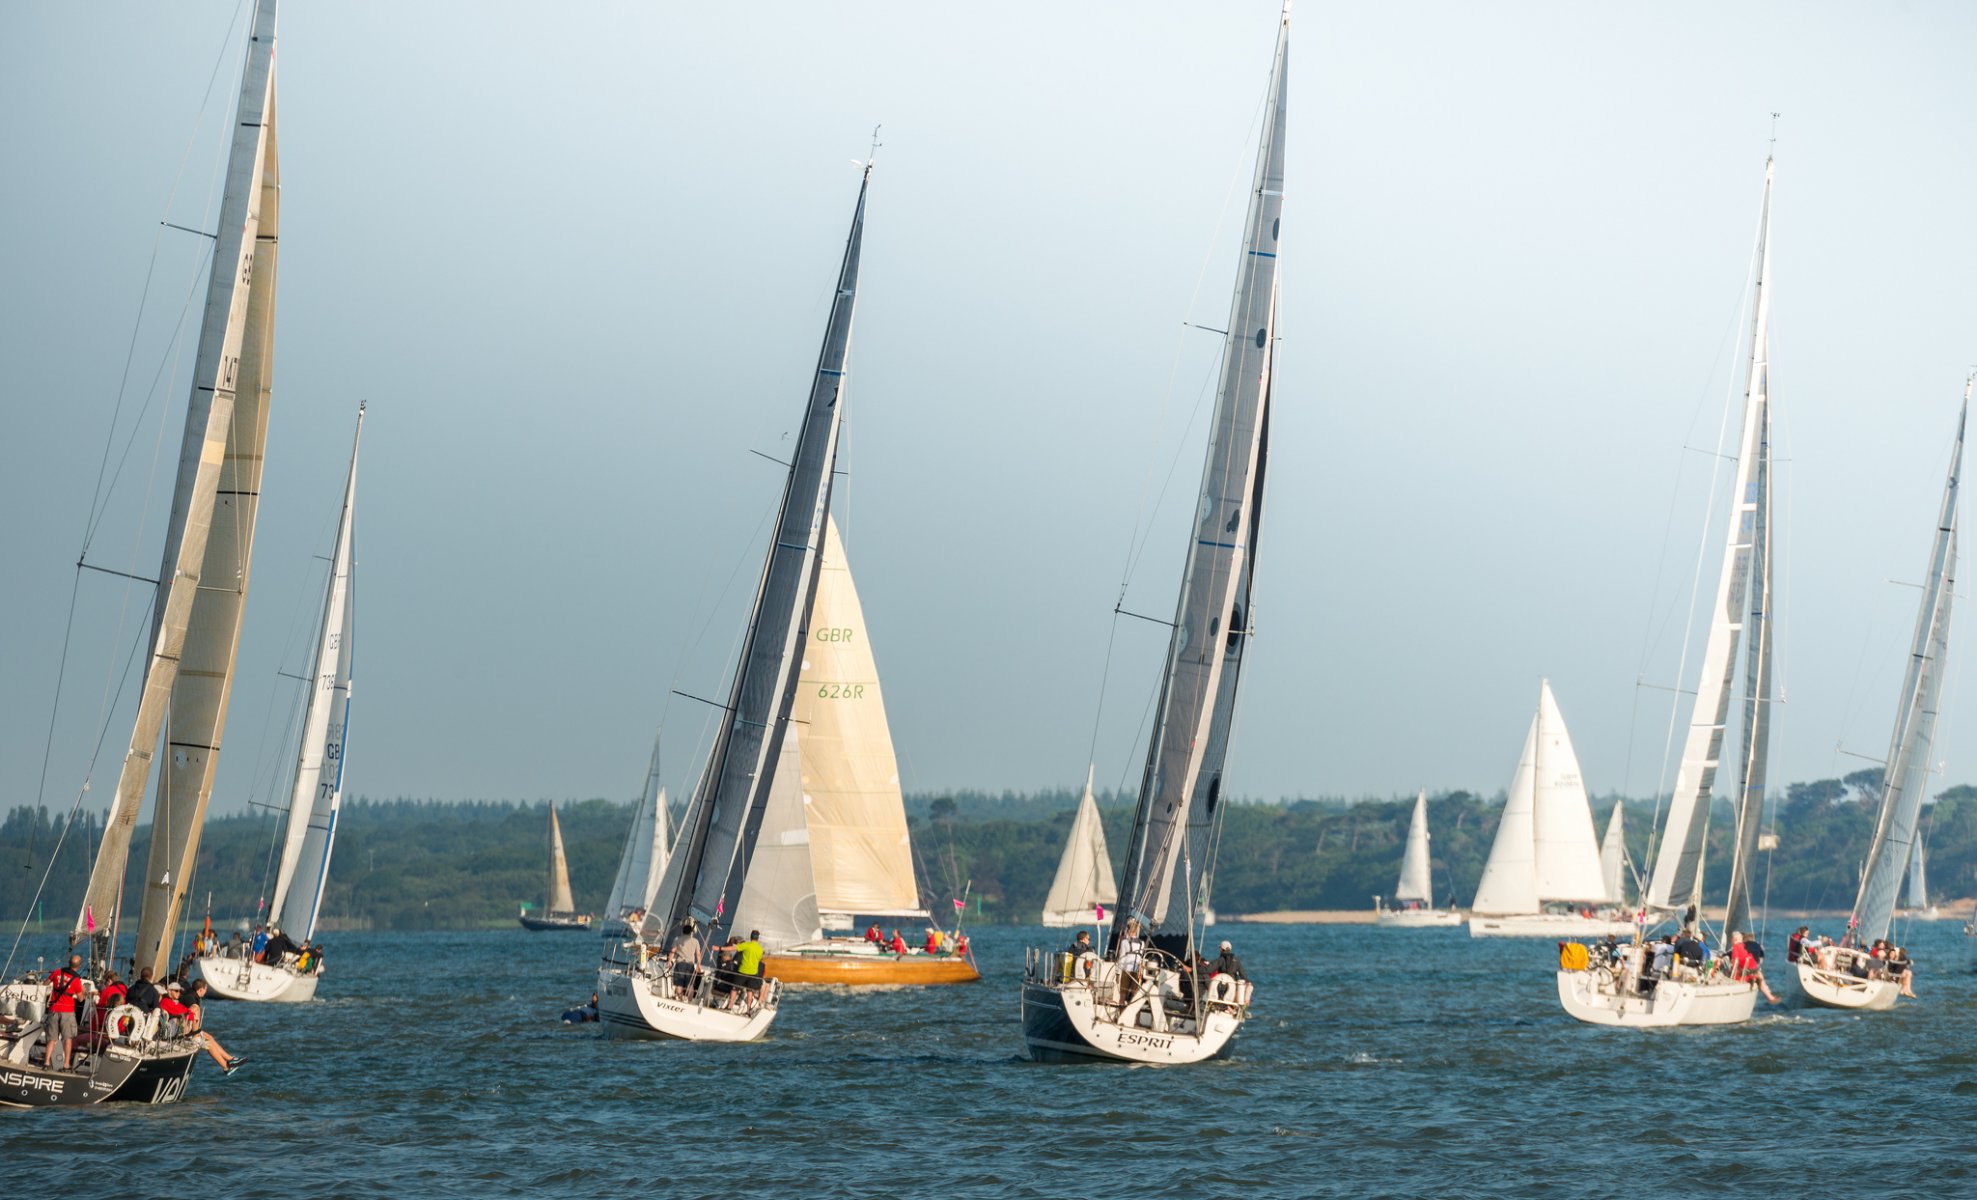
xmin=105 ymin=1042 xmax=199 ymax=1105
xmin=1469 ymin=913 xmax=1637 ymax=938
xmin=1019 ymin=979 xmax=1242 ymax=1065
xmin=520 ymin=914 xmax=592 ymax=932
xmin=1556 ymin=969 xmax=1757 ymax=1027
xmin=1792 ymin=958 xmax=1900 ymax=1011
xmin=191 ymin=955 xmax=320 ymax=1003
xmin=1375 ymin=909 xmax=1463 ymax=928
xmin=761 ymin=944 xmax=980 ymax=985
xmin=597 ymin=966 xmax=777 ymax=1042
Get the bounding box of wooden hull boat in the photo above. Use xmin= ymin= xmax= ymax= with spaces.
xmin=761 ymin=941 xmax=979 ymax=985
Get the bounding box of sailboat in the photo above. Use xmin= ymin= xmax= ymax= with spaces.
xmin=737 ymin=518 xmax=980 ymax=985
xmin=1041 ymin=768 xmax=1120 ymax=927
xmin=1374 ymin=792 xmax=1460 ymax=927
xmin=1796 ymin=387 xmax=1963 ymax=1010
xmin=0 ymin=0 xmax=280 ymax=1107
xmin=599 ymin=734 xmax=669 ymax=939
xmin=519 ymin=807 xmax=591 ymax=931
xmin=596 ymin=158 xmax=870 ymax=1042
xmin=195 ymin=405 xmax=363 ymax=1001
xmin=1020 ymin=8 xmax=1284 ymax=1065
xmin=1902 ymin=840 xmax=1941 ymax=921
xmin=1559 ymin=159 xmax=1781 ymax=1027
xmin=1468 ymin=681 xmax=1632 ymax=939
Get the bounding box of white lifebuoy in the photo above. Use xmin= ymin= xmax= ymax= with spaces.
xmin=1207 ymin=972 xmax=1234 ymax=1002
xmin=107 ymin=1004 xmax=146 ymax=1041
xmin=1075 ymin=952 xmax=1098 ymax=981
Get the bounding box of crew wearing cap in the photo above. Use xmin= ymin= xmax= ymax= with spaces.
xmin=1209 ymin=940 xmax=1246 ymax=981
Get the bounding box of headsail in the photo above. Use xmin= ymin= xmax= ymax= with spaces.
xmin=1529 ymin=682 xmax=1608 ymax=904
xmin=269 ymin=405 xmax=363 ymax=941
xmin=1851 ymin=392 xmax=1963 ymax=944
xmin=648 ymin=166 xmax=868 ymax=940
xmin=1471 ymin=702 xmax=1542 ymax=916
xmin=1394 ymin=791 xmax=1434 ymax=904
xmin=606 ymin=732 xmax=669 ymax=920
xmin=1646 ymin=158 xmax=1776 ymax=920
xmin=547 ymin=807 xmax=577 ymax=916
xmin=1907 ymin=840 xmax=1929 ymax=911
xmin=1042 ymin=767 xmax=1120 ymax=926
xmin=1113 ymin=11 xmax=1286 ymax=944
xmin=77 ymin=0 xmax=283 ymax=980
xmin=1599 ymin=804 xmax=1627 ymax=908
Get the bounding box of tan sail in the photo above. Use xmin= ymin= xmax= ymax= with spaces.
xmin=1041 ymin=766 xmax=1118 ymax=926
xmin=790 ymin=517 xmax=921 ymax=917
xmin=547 ymin=807 xmax=577 ymax=914
xmin=79 ymin=10 xmax=281 ymax=980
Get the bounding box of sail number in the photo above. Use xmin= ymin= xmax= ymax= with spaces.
xmin=814 ymin=627 xmax=856 ymax=643
xmin=816 ymin=683 xmax=866 ymax=700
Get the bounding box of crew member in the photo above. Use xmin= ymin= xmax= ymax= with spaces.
xmin=43 ymin=953 xmax=88 ymax=1071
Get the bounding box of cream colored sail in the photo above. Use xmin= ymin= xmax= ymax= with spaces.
xmin=547 ymin=807 xmax=577 ymax=915
xmin=77 ymin=0 xmax=281 ymax=980
xmin=789 ymin=517 xmax=922 ymax=918
xmin=1042 ymin=766 xmax=1119 ymax=926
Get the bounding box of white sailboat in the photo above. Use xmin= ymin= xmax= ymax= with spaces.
xmin=1374 ymin=792 xmax=1460 ymax=927
xmin=1902 ymin=840 xmax=1941 ymax=921
xmin=1041 ymin=767 xmax=1120 ymax=928
xmin=1797 ymin=387 xmax=1963 ymax=1010
xmin=0 ymin=0 xmax=281 ymax=1107
xmin=1560 ymin=160 xmax=1782 ymax=1027
xmin=734 ymin=518 xmax=980 ymax=985
xmin=520 ymin=807 xmax=591 ymax=931
xmin=599 ymin=733 xmax=669 ymax=939
xmin=598 ymin=159 xmax=872 ymax=1042
xmin=1021 ymin=8 xmax=1284 ymax=1065
xmin=195 ymin=405 xmax=363 ymax=1001
xmin=1469 ymin=682 xmax=1632 ymax=939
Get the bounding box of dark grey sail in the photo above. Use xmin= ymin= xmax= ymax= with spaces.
xmin=647 ymin=167 xmax=869 ymax=940
xmin=1113 ymin=21 xmax=1287 ymax=947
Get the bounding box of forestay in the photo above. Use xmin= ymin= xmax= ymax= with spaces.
xmin=270 ymin=406 xmax=363 ymax=940
xmin=1851 ymin=394 xmax=1963 ymax=944
xmin=1114 ymin=18 xmax=1286 ymax=941
xmin=77 ymin=0 xmax=282 ymax=980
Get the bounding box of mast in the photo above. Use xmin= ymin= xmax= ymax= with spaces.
xmin=649 ymin=164 xmax=868 ymax=939
xmin=1645 ymin=157 xmax=1775 ymax=922
xmin=1850 ymin=390 xmax=1964 ymax=944
xmin=1113 ymin=9 xmax=1287 ymax=946
xmin=77 ymin=0 xmax=282 ymax=979
xmin=269 ymin=404 xmax=363 ymax=940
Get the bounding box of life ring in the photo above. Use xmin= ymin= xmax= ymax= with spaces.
xmin=1207 ymin=972 xmax=1234 ymax=1002
xmin=107 ymin=1004 xmax=146 ymax=1041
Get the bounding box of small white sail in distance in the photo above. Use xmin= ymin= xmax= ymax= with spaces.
xmin=1394 ymin=791 xmax=1434 ymax=904
xmin=1599 ymin=804 xmax=1627 ymax=908
xmin=1042 ymin=766 xmax=1120 ymax=926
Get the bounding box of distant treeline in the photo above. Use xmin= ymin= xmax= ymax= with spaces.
xmin=2 ymin=771 xmax=1969 ymax=931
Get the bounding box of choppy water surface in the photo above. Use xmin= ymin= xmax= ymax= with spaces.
xmin=4 ymin=921 xmax=1974 ymax=1197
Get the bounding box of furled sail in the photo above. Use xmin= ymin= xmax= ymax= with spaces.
xmin=547 ymin=807 xmax=577 ymax=915
xmin=1646 ymin=159 xmax=1776 ymax=916
xmin=77 ymin=0 xmax=282 ymax=980
xmin=648 ymin=166 xmax=868 ymax=940
xmin=1114 ymin=16 xmax=1286 ymax=942
xmin=1042 ymin=767 xmax=1120 ymax=926
xmin=1599 ymin=804 xmax=1627 ymax=908
xmin=1394 ymin=791 xmax=1434 ymax=904
xmin=791 ymin=518 xmax=921 ymax=918
xmin=269 ymin=405 xmax=363 ymax=940
xmin=1851 ymin=394 xmax=1963 ymax=944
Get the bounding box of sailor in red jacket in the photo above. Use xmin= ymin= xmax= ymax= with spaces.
xmin=43 ymin=954 xmax=89 ymax=1071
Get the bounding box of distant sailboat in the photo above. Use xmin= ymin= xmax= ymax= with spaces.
xmin=1469 ymin=681 xmax=1632 ymax=939
xmin=597 ymin=158 xmax=872 ymax=1042
xmin=1797 ymin=387 xmax=1962 ymax=1010
xmin=1041 ymin=768 xmax=1119 ymax=927
xmin=196 ymin=404 xmax=364 ymax=1001
xmin=1374 ymin=792 xmax=1460 ymax=927
xmin=0 ymin=0 xmax=281 ymax=1107
xmin=599 ymin=733 xmax=669 ymax=939
xmin=1562 ymin=160 xmax=1781 ymax=1027
xmin=1021 ymin=7 xmax=1284 ymax=1065
xmin=738 ymin=518 xmax=980 ymax=985
xmin=1903 ymin=840 xmax=1941 ymax=921
xmin=520 ymin=807 xmax=591 ymax=931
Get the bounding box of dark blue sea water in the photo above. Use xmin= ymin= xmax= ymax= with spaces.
xmin=4 ymin=919 xmax=1973 ymax=1197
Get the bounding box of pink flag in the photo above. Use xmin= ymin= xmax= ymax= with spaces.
xmin=953 ymin=898 xmax=965 ymax=912
xmin=715 ymin=896 xmax=726 ymax=918
xmin=1095 ymin=904 xmax=1106 ymax=923
xmin=84 ymin=905 xmax=95 ymax=933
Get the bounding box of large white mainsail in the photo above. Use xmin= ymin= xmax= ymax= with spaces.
xmin=1042 ymin=767 xmax=1120 ymax=926
xmin=1849 ymin=393 xmax=1963 ymax=945
xmin=1645 ymin=160 xmax=1778 ymax=926
xmin=267 ymin=405 xmax=363 ymax=940
xmin=76 ymin=0 xmax=282 ymax=980
xmin=1394 ymin=791 xmax=1434 ymax=904
xmin=1113 ymin=12 xmax=1285 ymax=945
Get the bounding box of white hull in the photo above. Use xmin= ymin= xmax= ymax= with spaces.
xmin=1375 ymin=908 xmax=1462 ymax=928
xmin=1469 ymin=913 xmax=1637 ymax=939
xmin=597 ymin=965 xmax=778 ymax=1042
xmin=191 ymin=955 xmax=321 ymax=1003
xmin=1020 ymin=953 xmax=1247 ymax=1065
xmin=1557 ymin=968 xmax=1757 ymax=1027
xmin=1792 ymin=957 xmax=1900 ymax=1011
